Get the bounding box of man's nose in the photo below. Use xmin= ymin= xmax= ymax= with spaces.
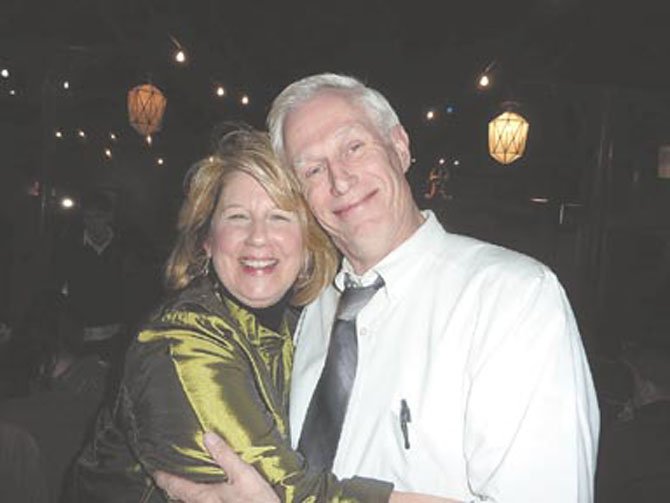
xmin=329 ymin=161 xmax=356 ymax=196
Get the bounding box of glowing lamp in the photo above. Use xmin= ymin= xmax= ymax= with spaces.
xmin=127 ymin=83 xmax=167 ymax=136
xmin=60 ymin=197 xmax=75 ymax=209
xmin=488 ymin=109 xmax=529 ymax=164
xmin=478 ymin=74 xmax=491 ymax=88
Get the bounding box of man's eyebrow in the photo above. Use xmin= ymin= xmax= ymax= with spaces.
xmin=292 ymin=157 xmax=316 ymax=170
xmin=333 ymin=123 xmax=362 ymax=140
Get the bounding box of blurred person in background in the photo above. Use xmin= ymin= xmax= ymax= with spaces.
xmin=52 ymin=188 xmax=161 ymax=361
xmin=596 ymin=344 xmax=670 ymax=502
xmin=53 ymin=190 xmax=126 ymax=356
xmin=0 ymin=289 xmax=109 ymax=502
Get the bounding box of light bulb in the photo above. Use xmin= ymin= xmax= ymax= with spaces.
xmin=478 ymin=74 xmax=491 ymax=88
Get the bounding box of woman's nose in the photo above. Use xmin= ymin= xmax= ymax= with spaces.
xmin=246 ymin=218 xmax=268 ymax=245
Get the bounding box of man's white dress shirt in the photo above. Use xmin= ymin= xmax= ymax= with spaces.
xmin=290 ymin=211 xmax=599 ymax=502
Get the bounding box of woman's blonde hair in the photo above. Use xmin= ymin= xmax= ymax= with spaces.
xmin=164 ymin=128 xmax=338 ymax=306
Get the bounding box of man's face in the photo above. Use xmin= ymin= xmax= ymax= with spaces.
xmin=83 ymin=208 xmax=113 ymax=236
xmin=283 ymin=91 xmax=419 ymax=273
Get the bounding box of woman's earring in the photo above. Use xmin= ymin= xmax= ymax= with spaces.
xmin=201 ymin=256 xmax=211 ymax=277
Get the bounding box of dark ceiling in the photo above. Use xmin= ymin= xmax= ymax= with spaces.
xmin=3 ymin=0 xmax=668 ymax=99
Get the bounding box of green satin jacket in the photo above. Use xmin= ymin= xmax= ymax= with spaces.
xmin=72 ymin=275 xmax=391 ymax=502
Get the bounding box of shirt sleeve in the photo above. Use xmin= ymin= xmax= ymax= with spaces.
xmin=463 ymin=265 xmax=600 ymax=502
xmin=121 ymin=315 xmax=393 ymax=503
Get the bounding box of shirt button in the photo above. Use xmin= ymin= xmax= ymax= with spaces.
xmin=360 ymin=328 xmax=368 ymax=336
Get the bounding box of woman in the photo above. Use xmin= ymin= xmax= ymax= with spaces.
xmin=72 ymin=128 xmax=401 ymax=502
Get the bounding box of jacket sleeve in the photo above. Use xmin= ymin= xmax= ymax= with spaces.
xmin=121 ymin=312 xmax=392 ymax=503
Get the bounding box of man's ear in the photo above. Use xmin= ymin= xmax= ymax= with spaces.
xmin=390 ymin=125 xmax=411 ymax=173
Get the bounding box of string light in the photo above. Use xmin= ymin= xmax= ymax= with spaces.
xmin=477 ymin=60 xmax=496 ymax=90
xmin=11 ymin=67 xmax=494 ymax=169
xmin=170 ymin=34 xmax=187 ymax=64
xmin=60 ymin=197 xmax=75 ymax=209
xmin=1 ymin=68 xmax=8 ymax=78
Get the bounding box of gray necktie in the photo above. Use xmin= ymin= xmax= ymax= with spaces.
xmin=298 ymin=274 xmax=384 ymax=471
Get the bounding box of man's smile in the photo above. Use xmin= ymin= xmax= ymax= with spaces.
xmin=333 ymin=189 xmax=378 ymax=219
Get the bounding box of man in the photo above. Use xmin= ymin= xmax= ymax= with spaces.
xmin=157 ymin=74 xmax=599 ymax=502
xmin=53 ymin=190 xmax=126 ymax=349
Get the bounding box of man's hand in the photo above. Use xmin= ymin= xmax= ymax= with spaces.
xmin=154 ymin=432 xmax=279 ymax=503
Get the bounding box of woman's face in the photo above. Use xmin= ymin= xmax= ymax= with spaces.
xmin=204 ymin=171 xmax=305 ymax=308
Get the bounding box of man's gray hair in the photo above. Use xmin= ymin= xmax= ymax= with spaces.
xmin=267 ymin=73 xmax=401 ymax=162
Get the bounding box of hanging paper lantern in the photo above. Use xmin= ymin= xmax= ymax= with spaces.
xmin=488 ymin=110 xmax=529 ymax=164
xmin=127 ymin=83 xmax=167 ymax=136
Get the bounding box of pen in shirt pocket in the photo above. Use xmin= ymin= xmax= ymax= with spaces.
xmin=400 ymin=399 xmax=411 ymax=449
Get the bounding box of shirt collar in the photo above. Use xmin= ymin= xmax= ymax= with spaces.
xmin=334 ymin=210 xmax=443 ymax=300
xmin=83 ymin=227 xmax=114 ymax=255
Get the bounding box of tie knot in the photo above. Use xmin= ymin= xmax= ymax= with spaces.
xmin=336 ymin=274 xmax=384 ymax=321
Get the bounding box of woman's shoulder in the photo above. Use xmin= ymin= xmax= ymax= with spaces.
xmin=155 ymin=277 xmax=223 ymax=316
xmin=134 ymin=277 xmax=240 ymax=350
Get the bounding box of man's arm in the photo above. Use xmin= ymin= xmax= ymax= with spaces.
xmin=156 ymin=433 xmax=459 ymax=503
xmin=156 ymin=432 xmax=278 ymax=503
xmin=464 ymin=265 xmax=599 ymax=502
